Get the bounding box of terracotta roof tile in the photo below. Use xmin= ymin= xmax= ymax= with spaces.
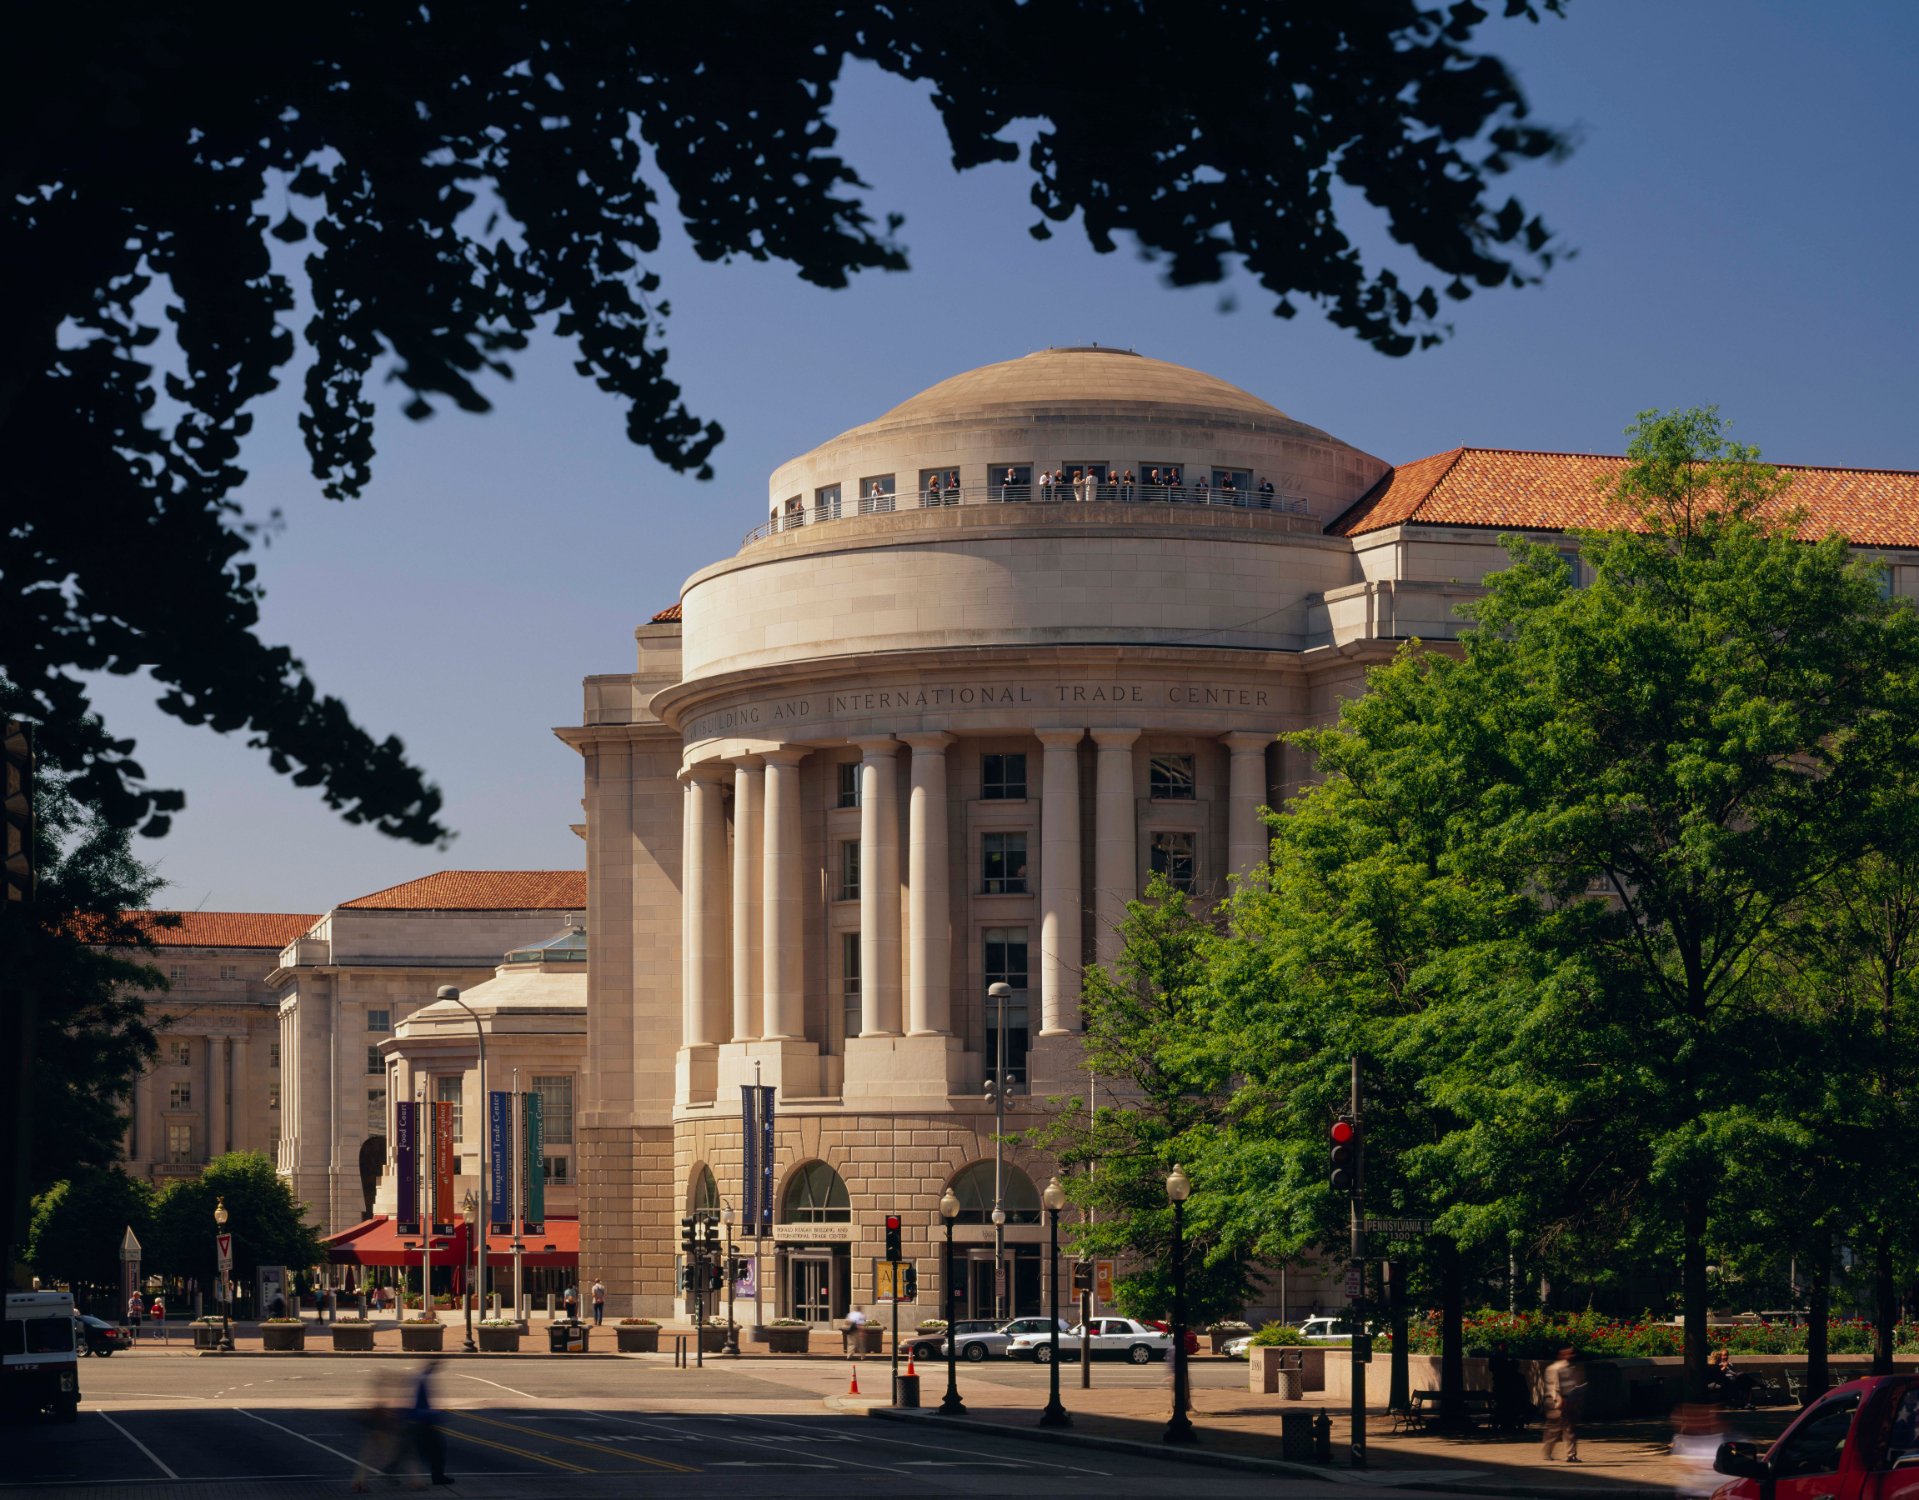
xmin=1327 ymin=448 xmax=1919 ymax=547
xmin=650 ymin=603 xmax=682 ymax=623
xmin=339 ymin=870 xmax=587 ymax=911
xmin=121 ymin=911 xmax=317 ymax=949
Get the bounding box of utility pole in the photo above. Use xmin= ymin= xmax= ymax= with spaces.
xmin=1348 ymin=1055 xmax=1366 ymax=1468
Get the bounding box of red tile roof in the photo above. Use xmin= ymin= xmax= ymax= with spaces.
xmin=339 ymin=870 xmax=587 ymax=911
xmin=650 ymin=603 xmax=682 ymax=623
xmin=1328 ymin=448 xmax=1919 ymax=546
xmin=124 ymin=911 xmax=317 ymax=949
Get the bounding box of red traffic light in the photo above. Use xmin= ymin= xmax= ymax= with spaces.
xmin=1330 ymin=1119 xmax=1356 ymax=1144
xmin=885 ymin=1215 xmax=901 ymax=1231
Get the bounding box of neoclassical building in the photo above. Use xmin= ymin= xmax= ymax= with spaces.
xmin=563 ymin=346 xmax=1919 ymax=1323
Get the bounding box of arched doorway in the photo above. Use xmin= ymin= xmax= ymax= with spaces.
xmin=778 ymin=1161 xmax=851 ymax=1327
xmin=947 ymin=1161 xmax=1044 ymax=1319
xmin=690 ymin=1165 xmax=719 ymax=1218
xmin=357 ymin=1135 xmax=387 ymax=1221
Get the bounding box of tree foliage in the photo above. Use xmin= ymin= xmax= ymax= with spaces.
xmin=5 ymin=0 xmax=1568 ymax=839
xmin=27 ymin=1167 xmax=155 ymax=1294
xmin=148 ymin=1154 xmax=324 ymax=1286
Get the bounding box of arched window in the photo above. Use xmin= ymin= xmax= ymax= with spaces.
xmin=780 ymin=1161 xmax=851 ymax=1223
xmin=948 ymin=1161 xmax=1041 ymax=1225
xmin=690 ymin=1165 xmax=718 ymax=1219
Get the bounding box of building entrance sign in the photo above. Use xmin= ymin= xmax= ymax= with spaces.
xmin=771 ymin=1222 xmax=857 ymax=1244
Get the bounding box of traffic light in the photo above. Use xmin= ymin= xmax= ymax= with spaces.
xmin=902 ymin=1264 xmax=918 ymax=1301
xmin=884 ymin=1214 xmax=902 ymax=1263
xmin=1329 ymin=1117 xmax=1361 ymax=1194
xmin=703 ymin=1218 xmax=720 ymax=1248
xmin=680 ymin=1216 xmax=698 ymax=1255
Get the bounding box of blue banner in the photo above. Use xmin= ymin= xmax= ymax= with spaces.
xmin=395 ymin=1101 xmax=418 ymax=1233
xmin=740 ymin=1085 xmax=760 ymax=1230
xmin=757 ymin=1086 xmax=775 ymax=1236
xmin=488 ymin=1092 xmax=511 ymax=1231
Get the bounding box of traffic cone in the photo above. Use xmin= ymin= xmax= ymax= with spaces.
xmin=848 ymin=1364 xmax=860 ymax=1396
xmin=906 ymin=1355 xmax=917 ymax=1378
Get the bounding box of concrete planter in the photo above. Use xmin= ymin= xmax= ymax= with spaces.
xmin=842 ymin=1324 xmax=882 ymax=1354
xmin=193 ymin=1323 xmax=225 ymax=1351
xmin=699 ymin=1325 xmax=731 ymax=1354
xmin=478 ymin=1327 xmax=521 ymax=1353
xmin=261 ymin=1323 xmax=306 ymax=1353
xmin=329 ymin=1324 xmax=375 ymax=1352
xmin=616 ymin=1326 xmax=660 ymax=1353
xmin=1248 ymin=1344 xmax=1327 ymax=1394
xmin=400 ymin=1323 xmax=445 ymax=1353
xmin=763 ymin=1326 xmax=812 ymax=1355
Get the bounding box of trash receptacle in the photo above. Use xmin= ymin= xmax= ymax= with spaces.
xmin=548 ymin=1320 xmax=590 ymax=1354
xmin=895 ymin=1373 xmax=921 ymax=1408
xmin=1281 ymin=1409 xmax=1315 ymax=1462
xmin=1277 ymin=1368 xmax=1303 ymax=1400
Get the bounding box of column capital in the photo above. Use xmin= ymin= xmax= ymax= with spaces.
xmin=850 ymin=735 xmax=901 ymax=760
xmin=1222 ymin=730 xmax=1276 ymax=753
xmin=1091 ymin=728 xmax=1142 ymax=750
xmin=760 ymin=746 xmax=808 ymax=768
xmin=728 ymin=751 xmax=765 ymax=771
xmin=680 ymin=760 xmax=732 ymax=785
xmin=897 ymin=730 xmax=956 ymax=753
xmin=1036 ymin=728 xmax=1085 ymax=749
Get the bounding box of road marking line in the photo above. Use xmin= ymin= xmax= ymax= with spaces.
xmin=452 ymin=1372 xmax=542 ymax=1400
xmin=230 ymin=1407 xmax=369 ymax=1473
xmin=593 ymin=1411 xmax=908 ymax=1475
xmin=739 ymin=1410 xmax=1111 ymax=1474
xmin=459 ymin=1412 xmax=697 ymax=1473
xmin=442 ymin=1425 xmax=592 ymax=1473
xmin=95 ymin=1412 xmax=178 ymax=1479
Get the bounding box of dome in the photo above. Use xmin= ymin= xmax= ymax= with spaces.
xmin=831 ymin=346 xmax=1317 ymax=442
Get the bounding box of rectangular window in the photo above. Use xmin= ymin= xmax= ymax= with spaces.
xmin=169 ymin=965 xmax=186 ymax=983
xmin=367 ymin=1087 xmax=387 ymax=1137
xmin=813 ymin=483 xmax=843 ymax=523
xmin=437 ymin=1074 xmax=464 ymax=1142
xmin=841 ymin=932 xmax=862 ymax=1041
xmin=1150 ymin=831 xmax=1198 ymax=894
xmin=837 ymin=761 xmax=861 ymax=809
xmin=366 ymin=1008 xmax=391 ymax=1033
xmin=1150 ymin=754 xmax=1197 ymax=801
xmin=219 ymin=964 xmax=238 ymax=981
xmin=169 ymin=1040 xmax=191 ymax=1066
xmin=991 ymin=463 xmax=1033 ymax=502
xmin=1139 ymin=462 xmax=1183 ymax=495
xmin=366 ymin=1044 xmax=383 ymax=1076
xmin=1208 ymin=467 xmax=1252 ymax=503
xmin=269 ymin=1041 xmax=280 ymax=1068
xmin=858 ymin=474 xmax=897 ymax=513
xmin=543 ymin=1154 xmax=571 ymax=1185
xmin=981 ymin=753 xmax=1027 ymax=800
xmin=167 ymin=1124 xmax=193 ymax=1163
xmin=917 ymin=467 xmax=962 ymax=507
xmin=1879 ymin=564 xmax=1897 ymax=602
xmin=983 ymin=928 xmax=1031 ymax=1086
xmin=1559 ymin=549 xmax=1589 ymax=588
xmin=1062 ymin=461 xmax=1109 ymax=500
xmin=169 ymin=1082 xmax=192 ymax=1109
xmin=982 ymin=832 xmax=1028 ymax=894
xmin=838 ymin=839 xmax=861 ymax=901
xmin=268 ymin=1085 xmax=280 ymax=1111
xmin=531 ymin=1074 xmax=574 ymax=1145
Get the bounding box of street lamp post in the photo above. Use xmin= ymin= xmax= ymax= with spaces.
xmin=987 ymin=980 xmax=1012 ymax=1321
xmin=1039 ymin=1176 xmax=1070 ymax=1428
xmin=434 ymin=986 xmax=487 ymax=1345
xmin=1164 ymin=1164 xmax=1196 ymax=1445
xmin=721 ymin=1204 xmax=740 ymax=1357
xmin=213 ymin=1197 xmax=232 ymax=1352
xmin=937 ymin=1188 xmax=965 ymax=1415
xmin=461 ymin=1191 xmax=478 ymax=1352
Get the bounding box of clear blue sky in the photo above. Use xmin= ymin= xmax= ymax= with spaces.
xmin=89 ymin=0 xmax=1919 ymax=916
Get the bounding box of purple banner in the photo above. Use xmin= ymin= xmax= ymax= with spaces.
xmin=757 ymin=1086 xmax=775 ymax=1236
xmin=488 ymin=1092 xmax=511 ymax=1231
xmin=740 ymin=1085 xmax=760 ymax=1231
xmin=395 ymin=1101 xmax=418 ymax=1233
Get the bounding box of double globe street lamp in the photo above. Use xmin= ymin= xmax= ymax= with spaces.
xmin=937 ymin=1187 xmax=965 ymax=1415
xmin=1038 ymin=1175 xmax=1070 ymax=1429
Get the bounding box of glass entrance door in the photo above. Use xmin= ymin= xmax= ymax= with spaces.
xmin=790 ymin=1254 xmax=832 ymax=1326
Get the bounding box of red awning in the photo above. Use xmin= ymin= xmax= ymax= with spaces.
xmin=322 ymin=1216 xmax=579 ymax=1270
xmin=483 ymin=1219 xmax=579 ymax=1270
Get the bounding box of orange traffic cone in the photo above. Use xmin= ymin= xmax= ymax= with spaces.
xmin=849 ymin=1364 xmax=861 ymax=1396
xmin=905 ymin=1355 xmax=917 ymax=1378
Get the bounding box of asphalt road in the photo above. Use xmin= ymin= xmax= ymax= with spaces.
xmin=13 ymin=1355 xmax=1348 ymax=1499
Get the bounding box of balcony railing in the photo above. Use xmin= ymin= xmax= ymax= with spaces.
xmin=743 ymin=481 xmax=1314 ymax=547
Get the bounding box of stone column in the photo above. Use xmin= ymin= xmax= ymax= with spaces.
xmin=1091 ymin=729 xmax=1141 ymax=969
xmin=681 ymin=766 xmax=730 ymax=1047
xmin=853 ymin=737 xmax=903 ymax=1036
xmin=901 ymin=733 xmax=955 ymax=1036
xmin=1224 ymin=731 xmax=1274 ymax=875
xmin=760 ymin=748 xmax=807 ymax=1041
xmin=230 ymin=1032 xmax=250 ymax=1153
xmin=730 ymin=756 xmax=764 ymax=1042
xmin=206 ymin=1035 xmax=228 ymax=1158
xmin=1038 ymin=729 xmax=1085 ymax=1036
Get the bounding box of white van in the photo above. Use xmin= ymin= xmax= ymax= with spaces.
xmin=3 ymin=1290 xmax=80 ymax=1422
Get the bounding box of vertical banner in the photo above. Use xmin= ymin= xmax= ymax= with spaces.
xmin=523 ymin=1090 xmax=545 ymax=1233
xmin=740 ymin=1085 xmax=760 ymax=1230
xmin=395 ymin=1101 xmax=419 ymax=1233
xmin=488 ymin=1091 xmax=511 ymax=1231
xmin=756 ymin=1085 xmax=775 ymax=1236
xmin=432 ymin=1100 xmax=455 ymax=1234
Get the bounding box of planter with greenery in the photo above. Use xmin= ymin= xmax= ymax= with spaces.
xmin=477 ymin=1319 xmax=521 ymax=1353
xmin=261 ymin=1318 xmax=305 ymax=1352
xmin=329 ymin=1319 xmax=375 ymax=1351
xmin=916 ymin=1319 xmax=948 ymax=1335
xmin=762 ymin=1318 xmax=811 ymax=1355
xmin=616 ymin=1318 xmax=660 ymax=1353
xmin=192 ymin=1317 xmax=226 ymax=1351
xmin=699 ymin=1320 xmax=734 ymax=1353
xmin=399 ymin=1320 xmax=445 ymax=1352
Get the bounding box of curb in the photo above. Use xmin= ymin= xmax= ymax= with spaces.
xmin=195 ymin=1349 xmax=625 ymax=1360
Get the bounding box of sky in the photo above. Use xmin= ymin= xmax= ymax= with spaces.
xmin=85 ymin=0 xmax=1919 ymax=916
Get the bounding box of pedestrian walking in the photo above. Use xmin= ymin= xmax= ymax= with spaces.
xmin=562 ymin=1285 xmax=579 ymax=1322
xmin=591 ymin=1280 xmax=606 ymax=1325
xmin=150 ymin=1295 xmax=166 ymax=1343
xmin=406 ymin=1362 xmax=451 ymax=1486
xmin=1542 ymin=1346 xmax=1584 ymax=1462
xmin=843 ymin=1306 xmax=867 ymax=1359
xmin=127 ymin=1292 xmax=143 ymax=1341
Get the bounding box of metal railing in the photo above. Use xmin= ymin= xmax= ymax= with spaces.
xmin=743 ymin=481 xmax=1312 ymax=547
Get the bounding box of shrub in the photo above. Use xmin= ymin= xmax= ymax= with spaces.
xmin=1210 ymin=1320 xmax=1254 ymax=1334
xmin=917 ymin=1319 xmax=949 ymax=1333
xmin=478 ymin=1318 xmax=519 ymax=1328
xmin=618 ymin=1317 xmax=659 ymax=1326
xmin=261 ymin=1317 xmax=302 ymax=1325
xmin=1250 ymin=1323 xmax=1311 ymax=1347
xmin=768 ymin=1318 xmax=808 ymax=1328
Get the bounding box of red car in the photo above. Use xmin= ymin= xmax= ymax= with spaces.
xmin=1710 ymin=1373 xmax=1919 ymax=1499
xmin=1146 ymin=1320 xmax=1202 ymax=1357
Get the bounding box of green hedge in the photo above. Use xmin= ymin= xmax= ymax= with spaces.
xmin=1391 ymin=1310 xmax=1919 ymax=1360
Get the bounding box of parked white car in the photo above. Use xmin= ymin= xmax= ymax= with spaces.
xmin=1223 ymin=1333 xmax=1256 ymax=1360
xmin=1298 ymin=1316 xmax=1356 ymax=1342
xmin=1007 ymin=1317 xmax=1173 ymax=1365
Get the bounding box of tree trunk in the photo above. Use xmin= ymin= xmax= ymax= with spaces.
xmin=1388 ymin=1258 xmax=1410 ymax=1413
xmin=1682 ymin=1186 xmax=1710 ymax=1404
xmin=1437 ymin=1237 xmax=1466 ymax=1429
xmin=1874 ymin=1229 xmax=1896 ymax=1377
xmin=1806 ymin=1228 xmax=1831 ymax=1401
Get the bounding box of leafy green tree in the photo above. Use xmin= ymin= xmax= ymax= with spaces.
xmin=149 ymin=1154 xmax=324 ymax=1292
xmin=26 ymin=1167 xmax=154 ymax=1298
xmin=5 ymin=1 xmax=1569 ymax=840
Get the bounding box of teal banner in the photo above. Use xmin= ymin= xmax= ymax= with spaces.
xmin=523 ymin=1090 xmax=545 ymax=1233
